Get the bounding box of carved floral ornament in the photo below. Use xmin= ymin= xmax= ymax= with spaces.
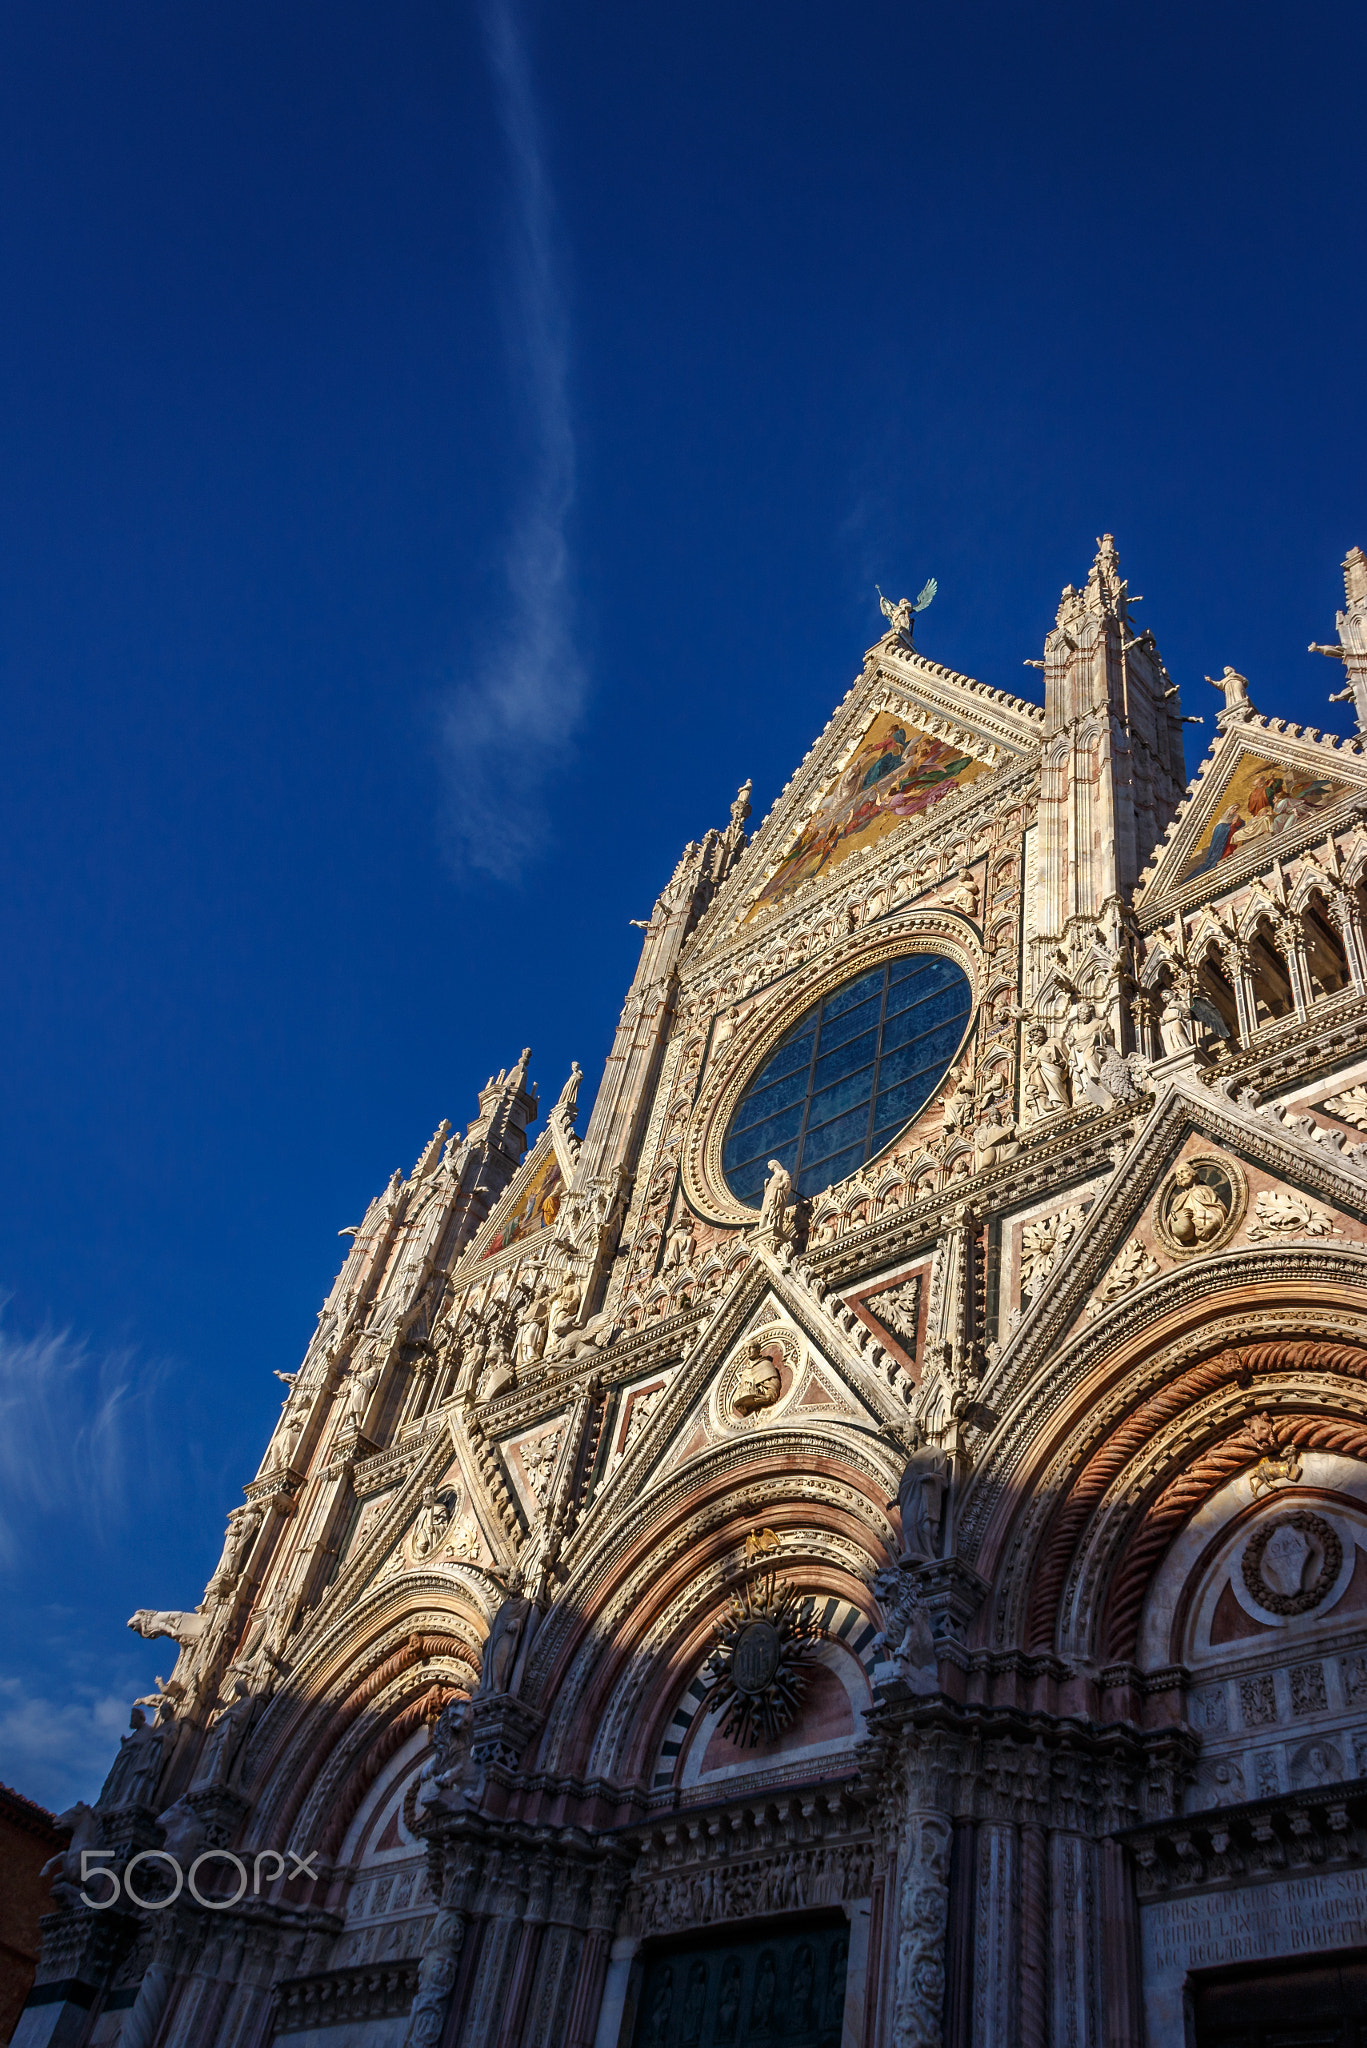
xmin=679 ymin=914 xmax=984 ymax=1226
xmin=1241 ymin=1509 xmax=1342 ymax=1617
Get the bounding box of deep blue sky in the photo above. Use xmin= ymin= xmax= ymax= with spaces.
xmin=1 ymin=0 xmax=1363 ymax=1807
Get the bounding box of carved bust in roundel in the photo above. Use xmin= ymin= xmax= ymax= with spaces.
xmin=1153 ymin=1153 xmax=1246 ymax=1257
xmin=732 ymin=1338 xmax=782 ymax=1415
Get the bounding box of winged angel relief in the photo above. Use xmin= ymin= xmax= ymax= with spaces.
xmin=751 ymin=707 xmax=989 ymax=913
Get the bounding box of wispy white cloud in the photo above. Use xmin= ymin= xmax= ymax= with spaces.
xmin=0 ymin=1674 xmax=132 ymax=1815
xmin=440 ymin=0 xmax=585 ymax=879
xmin=0 ymin=1305 xmax=161 ymax=1564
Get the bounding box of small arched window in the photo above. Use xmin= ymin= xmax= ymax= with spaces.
xmin=721 ymin=954 xmax=972 ymax=1205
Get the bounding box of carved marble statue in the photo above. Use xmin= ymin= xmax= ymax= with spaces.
xmin=476 ymin=1327 xmax=516 ymax=1402
xmin=893 ymin=1439 xmax=951 ymax=1561
xmin=760 ymin=1158 xmax=794 ymax=1238
xmin=732 ymin=1337 xmax=782 ymax=1415
xmin=41 ymin=1803 xmax=101 ymax=1909
xmin=343 ymin=1350 xmax=383 ymax=1432
xmin=1207 ymin=665 xmax=1251 ymax=712
xmin=155 ymin=1799 xmax=207 ymax=1870
xmin=193 ymin=1678 xmax=256 ymax=1789
xmin=404 ymin=1912 xmax=466 ymax=2048
xmin=479 ymin=1578 xmax=538 ymax=1695
xmin=1158 ymin=984 xmax=1195 ymax=1056
xmin=1066 ymin=1000 xmax=1115 ymax=1104
xmin=970 ymin=1100 xmax=1019 ymax=1173
xmin=128 ymin=1607 xmax=210 ymax=1651
xmin=871 ymin=1566 xmax=939 ymax=1691
xmin=948 ymin=866 xmax=979 ymax=916
xmin=513 ymin=1294 xmax=549 ymax=1370
xmin=551 ymin=1061 xmax=583 ymax=1126
xmin=543 ymin=1280 xmax=618 ymax=1362
xmin=410 ymin=1487 xmax=452 ymax=1561
xmin=661 ymin=1212 xmax=696 ymax=1271
xmin=1021 ymin=1019 xmax=1072 ymax=1117
xmin=96 ymin=1709 xmax=166 ymax=1812
xmin=415 ymin=1697 xmax=475 ymax=1810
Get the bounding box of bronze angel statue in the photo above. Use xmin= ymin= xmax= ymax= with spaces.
xmin=876 ymin=578 xmax=937 ymax=644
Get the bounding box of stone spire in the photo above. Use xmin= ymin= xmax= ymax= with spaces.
xmin=445 ymin=1050 xmax=539 ymax=1253
xmin=1310 ymin=544 xmax=1367 ymax=733
xmin=1032 ymin=533 xmax=1188 ymax=1004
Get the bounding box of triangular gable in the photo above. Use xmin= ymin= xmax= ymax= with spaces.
xmin=574 ymin=1255 xmax=908 ymax=1536
xmin=742 ymin=706 xmax=995 ymax=920
xmin=985 ymin=1080 xmax=1367 ymax=1383
xmin=454 ymin=1127 xmax=566 ymax=1274
xmin=692 ymin=648 xmax=1042 ymax=950
xmin=1135 ymin=719 xmax=1367 ymax=918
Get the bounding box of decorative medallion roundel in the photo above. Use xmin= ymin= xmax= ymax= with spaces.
xmin=717 ymin=1325 xmax=802 ymax=1426
xmin=730 ymin=1619 xmax=782 ymax=1694
xmin=1152 ymin=1153 xmax=1247 ymax=1257
xmin=1241 ymin=1511 xmax=1342 ymax=1617
xmin=700 ymin=1555 xmax=819 ymax=1746
xmin=720 ymin=954 xmax=973 ymax=1206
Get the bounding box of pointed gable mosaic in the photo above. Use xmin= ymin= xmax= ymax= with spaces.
xmin=748 ymin=708 xmax=993 ymax=915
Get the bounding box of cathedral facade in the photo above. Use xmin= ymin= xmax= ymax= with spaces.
xmin=19 ymin=538 xmax=1367 ymax=2048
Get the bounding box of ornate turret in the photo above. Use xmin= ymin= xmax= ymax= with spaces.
xmin=1311 ymin=544 xmax=1367 ymax=733
xmin=445 ymin=1049 xmax=539 ymax=1253
xmin=1032 ymin=534 xmax=1189 ymax=1013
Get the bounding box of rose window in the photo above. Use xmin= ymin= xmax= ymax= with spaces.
xmin=721 ymin=954 xmax=972 ymax=1205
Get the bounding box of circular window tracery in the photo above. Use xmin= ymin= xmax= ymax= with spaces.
xmin=720 ymin=954 xmax=972 ymax=1205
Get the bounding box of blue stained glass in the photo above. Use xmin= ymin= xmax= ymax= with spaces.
xmin=747 ymin=1031 xmax=816 ymax=1090
xmin=721 ymin=1097 xmax=807 ymax=1171
xmin=722 ymin=953 xmax=973 ymax=1205
xmin=822 ymin=967 xmax=885 ymax=1018
xmin=812 ymin=1029 xmax=878 ymax=1091
xmin=797 ymin=1144 xmax=866 ymax=1195
xmin=801 ymin=1101 xmax=878 ymax=1161
xmin=814 ymin=996 xmax=882 ymax=1053
xmin=726 ymin=1068 xmax=810 ymax=1139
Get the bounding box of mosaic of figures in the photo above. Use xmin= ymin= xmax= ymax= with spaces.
xmin=749 ymin=710 xmax=992 ymax=914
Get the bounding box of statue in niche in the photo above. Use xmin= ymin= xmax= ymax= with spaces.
xmin=96 ymin=1709 xmax=166 ymax=1812
xmin=193 ymin=1678 xmax=256 ymax=1789
xmin=661 ymin=1213 xmax=696 ymax=1271
xmin=971 ymin=1096 xmax=1019 ymax=1173
xmin=513 ymin=1291 xmax=550 ymax=1371
xmin=409 ymin=1487 xmax=453 ymax=1562
xmin=476 ymin=1327 xmax=516 ymax=1403
xmin=479 ymin=1573 xmax=538 ymax=1696
xmin=948 ymin=867 xmax=979 ymax=916
xmin=1020 ymin=1018 xmax=1072 ymax=1117
xmin=892 ymin=1436 xmax=951 ymax=1561
xmin=941 ymin=1071 xmax=976 ymax=1138
xmin=343 ymin=1350 xmax=383 ymax=1431
xmin=1158 ymin=985 xmax=1195 ymax=1056
xmin=1066 ymin=1001 xmax=1117 ymax=1105
xmin=1161 ymin=1160 xmax=1232 ymax=1250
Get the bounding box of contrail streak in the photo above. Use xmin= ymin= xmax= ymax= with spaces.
xmin=440 ymin=0 xmax=584 ymax=879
